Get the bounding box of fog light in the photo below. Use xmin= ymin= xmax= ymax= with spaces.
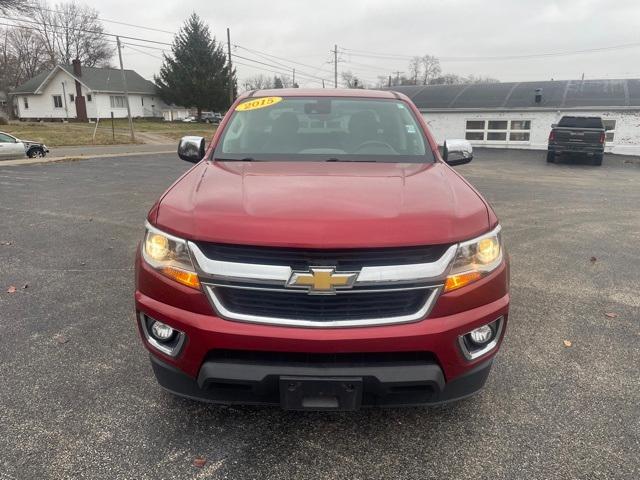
xmin=469 ymin=324 xmax=494 ymax=345
xmin=458 ymin=317 xmax=504 ymax=361
xmin=150 ymin=320 xmax=175 ymax=341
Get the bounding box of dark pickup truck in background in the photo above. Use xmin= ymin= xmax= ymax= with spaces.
xmin=547 ymin=116 xmax=606 ymax=166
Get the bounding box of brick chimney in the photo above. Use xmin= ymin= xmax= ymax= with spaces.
xmin=72 ymin=59 xmax=88 ymax=122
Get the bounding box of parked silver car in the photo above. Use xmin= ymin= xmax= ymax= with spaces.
xmin=0 ymin=131 xmax=49 ymax=159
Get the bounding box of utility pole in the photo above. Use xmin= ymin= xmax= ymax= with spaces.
xmin=116 ymin=36 xmax=135 ymax=141
xmin=227 ymin=28 xmax=234 ymax=106
xmin=292 ymin=68 xmax=295 ymax=87
xmin=393 ymin=71 xmax=403 ymax=86
xmin=322 ymin=79 xmax=325 ymax=88
xmin=388 ymin=75 xmax=391 ymax=87
xmin=334 ymin=44 xmax=338 ymax=88
xmin=61 ymin=81 xmax=68 ymax=121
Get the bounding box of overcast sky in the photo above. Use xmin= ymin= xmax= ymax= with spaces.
xmin=82 ymin=0 xmax=640 ymax=88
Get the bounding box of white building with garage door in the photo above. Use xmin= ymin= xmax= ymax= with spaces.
xmin=391 ymin=79 xmax=640 ymax=156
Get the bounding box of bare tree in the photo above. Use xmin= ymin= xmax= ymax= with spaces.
xmin=8 ymin=28 xmax=48 ymax=79
xmin=464 ymin=74 xmax=500 ymax=84
xmin=32 ymin=0 xmax=113 ymax=67
xmin=243 ymin=74 xmax=272 ymax=91
xmin=420 ymin=55 xmax=441 ymax=85
xmin=408 ymin=56 xmax=421 ymax=85
xmin=341 ymin=71 xmax=365 ymax=88
xmin=0 ymin=0 xmax=31 ymax=14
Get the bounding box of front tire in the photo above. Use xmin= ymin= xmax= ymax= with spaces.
xmin=27 ymin=148 xmax=46 ymax=158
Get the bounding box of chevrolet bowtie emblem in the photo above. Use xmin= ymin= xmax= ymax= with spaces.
xmin=287 ymin=267 xmax=358 ymax=294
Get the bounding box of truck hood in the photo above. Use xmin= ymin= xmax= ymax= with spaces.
xmin=155 ymin=161 xmax=490 ymax=248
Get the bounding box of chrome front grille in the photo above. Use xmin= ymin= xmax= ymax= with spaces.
xmin=188 ymin=241 xmax=456 ymax=328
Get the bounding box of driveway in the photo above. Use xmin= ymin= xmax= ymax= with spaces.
xmin=0 ymin=150 xmax=638 ymax=479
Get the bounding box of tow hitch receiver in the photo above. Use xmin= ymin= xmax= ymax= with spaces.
xmin=279 ymin=376 xmax=363 ymax=411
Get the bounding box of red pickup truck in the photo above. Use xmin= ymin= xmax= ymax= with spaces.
xmin=135 ymin=89 xmax=509 ymax=411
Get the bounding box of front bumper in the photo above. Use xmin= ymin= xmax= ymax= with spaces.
xmin=135 ymin=251 xmax=509 ymax=409
xmin=149 ymin=352 xmax=494 ymax=409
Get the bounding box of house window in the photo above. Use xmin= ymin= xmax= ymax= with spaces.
xmin=23 ymin=97 xmax=29 ymax=109
xmin=603 ymin=119 xmax=616 ymax=142
xmin=69 ymin=94 xmax=75 ymax=103
xmin=465 ymin=119 xmax=531 ymax=143
xmin=141 ymin=97 xmax=144 ymax=106
xmin=53 ymin=95 xmax=63 ymax=108
xmin=87 ymin=94 xmax=92 ymax=102
xmin=110 ymin=95 xmax=126 ymax=108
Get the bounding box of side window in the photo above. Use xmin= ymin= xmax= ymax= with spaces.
xmin=23 ymin=97 xmax=29 ymax=109
xmin=87 ymin=94 xmax=92 ymax=102
xmin=0 ymin=133 xmax=16 ymax=143
xmin=110 ymin=96 xmax=126 ymax=108
xmin=53 ymin=95 xmax=63 ymax=108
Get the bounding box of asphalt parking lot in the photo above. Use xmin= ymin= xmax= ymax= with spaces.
xmin=1 ymin=149 xmax=638 ymax=480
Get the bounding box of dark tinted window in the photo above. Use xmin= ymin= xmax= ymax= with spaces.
xmin=557 ymin=116 xmax=604 ymax=128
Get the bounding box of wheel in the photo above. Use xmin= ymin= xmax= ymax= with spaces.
xmin=546 ymin=151 xmax=555 ymax=163
xmin=27 ymin=148 xmax=45 ymax=158
xmin=590 ymin=154 xmax=603 ymax=166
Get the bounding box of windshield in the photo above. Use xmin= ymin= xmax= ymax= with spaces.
xmin=214 ymin=96 xmax=432 ymax=162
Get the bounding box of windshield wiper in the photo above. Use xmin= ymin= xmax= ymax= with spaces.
xmin=214 ymin=157 xmax=256 ymax=162
xmin=325 ymin=157 xmax=374 ymax=162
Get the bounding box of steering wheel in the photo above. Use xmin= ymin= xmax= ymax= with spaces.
xmin=352 ymin=140 xmax=397 ymax=154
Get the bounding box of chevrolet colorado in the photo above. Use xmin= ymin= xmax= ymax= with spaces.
xmin=135 ymin=89 xmax=509 ymax=411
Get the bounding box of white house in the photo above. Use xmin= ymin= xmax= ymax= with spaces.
xmin=392 ymin=79 xmax=640 ymax=156
xmin=11 ymin=61 xmax=186 ymax=121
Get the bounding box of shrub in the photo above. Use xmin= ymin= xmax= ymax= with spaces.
xmin=0 ymin=117 xmax=8 ymax=125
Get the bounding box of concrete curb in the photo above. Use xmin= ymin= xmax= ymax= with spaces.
xmin=0 ymin=149 xmax=176 ymax=167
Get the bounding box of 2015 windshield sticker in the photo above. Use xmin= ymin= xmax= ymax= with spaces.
xmin=235 ymin=97 xmax=283 ymax=111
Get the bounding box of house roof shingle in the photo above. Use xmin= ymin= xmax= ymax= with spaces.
xmin=390 ymin=79 xmax=640 ymax=110
xmin=12 ymin=65 xmax=157 ymax=95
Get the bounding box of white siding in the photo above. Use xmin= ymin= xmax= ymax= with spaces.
xmin=15 ymin=69 xmax=93 ymax=120
xmin=15 ymin=68 xmax=167 ymax=120
xmin=93 ymin=93 xmax=167 ymax=119
xmin=422 ymin=110 xmax=640 ymax=156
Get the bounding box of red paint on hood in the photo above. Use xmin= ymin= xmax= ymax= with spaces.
xmin=154 ymin=160 xmax=489 ymax=248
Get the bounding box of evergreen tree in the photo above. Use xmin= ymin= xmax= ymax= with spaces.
xmin=155 ymin=14 xmax=236 ymax=117
xmin=273 ymin=76 xmax=284 ymax=89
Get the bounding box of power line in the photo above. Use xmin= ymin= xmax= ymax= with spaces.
xmin=233 ymin=60 xmax=323 ymax=87
xmin=0 ymin=15 xmax=173 ymax=46
xmin=231 ymin=53 xmax=330 ymax=83
xmin=341 ymin=42 xmax=640 ymax=63
xmin=233 ymin=44 xmax=333 ymax=75
xmin=124 ymin=44 xmax=164 ymax=60
xmin=32 ymin=6 xmax=176 ymax=35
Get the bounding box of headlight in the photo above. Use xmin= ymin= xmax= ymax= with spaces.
xmin=142 ymin=222 xmax=200 ymax=289
xmin=445 ymin=226 xmax=503 ymax=292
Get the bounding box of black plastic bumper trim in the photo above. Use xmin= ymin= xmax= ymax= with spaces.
xmin=149 ymin=354 xmax=494 ymax=409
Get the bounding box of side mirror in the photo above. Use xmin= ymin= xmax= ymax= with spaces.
xmin=551 ymin=123 xmax=558 ymax=128
xmin=178 ymin=136 xmax=205 ymax=163
xmin=443 ymin=139 xmax=473 ymax=166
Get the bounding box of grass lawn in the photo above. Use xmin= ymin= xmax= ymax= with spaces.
xmin=1 ymin=119 xmax=217 ymax=147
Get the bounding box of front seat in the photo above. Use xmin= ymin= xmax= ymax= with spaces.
xmin=346 ymin=110 xmax=379 ymax=153
xmin=264 ymin=112 xmax=300 ymax=153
